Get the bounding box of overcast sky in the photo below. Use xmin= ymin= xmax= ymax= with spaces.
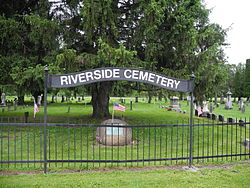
xmin=204 ymin=0 xmax=250 ymax=65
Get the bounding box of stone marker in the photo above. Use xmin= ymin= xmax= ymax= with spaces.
xmin=211 ymin=114 xmax=217 ymax=120
xmin=225 ymin=91 xmax=233 ymax=110
xmin=96 ymin=119 xmax=132 ymax=146
xmin=218 ymin=115 xmax=224 ymax=122
xmin=207 ymin=113 xmax=211 ymax=119
xmin=202 ymin=101 xmax=209 ymax=117
xmin=220 ymin=96 xmax=225 ymax=104
xmin=37 ymin=96 xmax=42 ymax=106
xmin=170 ymin=96 xmax=180 ymax=111
xmin=227 ymin=117 xmax=235 ymax=123
xmin=238 ymin=98 xmax=244 ymax=111
xmin=209 ymin=102 xmax=213 ymax=113
xmin=195 ymin=109 xmax=198 ymax=116
xmin=239 ymin=120 xmax=245 ymax=127
xmin=1 ymin=93 xmax=6 ymax=106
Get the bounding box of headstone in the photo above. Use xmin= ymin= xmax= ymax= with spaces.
xmin=1 ymin=93 xmax=6 ymax=106
xmin=207 ymin=113 xmax=211 ymax=119
xmin=218 ymin=115 xmax=224 ymax=122
xmin=96 ymin=119 xmax=132 ymax=146
xmin=170 ymin=96 xmax=180 ymax=111
xmin=220 ymin=96 xmax=225 ymax=104
xmin=227 ymin=117 xmax=235 ymax=124
xmin=238 ymin=98 xmax=244 ymax=111
xmin=209 ymin=102 xmax=213 ymax=113
xmin=244 ymin=139 xmax=250 ymax=148
xmin=37 ymin=96 xmax=42 ymax=106
xmin=225 ymin=91 xmax=233 ymax=110
xmin=239 ymin=120 xmax=245 ymax=127
xmin=195 ymin=109 xmax=198 ymax=116
xmin=211 ymin=114 xmax=217 ymax=120
xmin=246 ymin=101 xmax=250 ymax=106
xmin=78 ymin=97 xmax=81 ymax=102
xmin=202 ymin=101 xmax=209 ymax=117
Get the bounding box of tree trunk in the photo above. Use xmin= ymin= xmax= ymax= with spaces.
xmin=18 ymin=95 xmax=25 ymax=105
xmin=92 ymin=82 xmax=112 ymax=118
xmin=147 ymin=91 xmax=152 ymax=103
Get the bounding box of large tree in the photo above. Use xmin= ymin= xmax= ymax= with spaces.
xmin=0 ymin=0 xmax=60 ymax=103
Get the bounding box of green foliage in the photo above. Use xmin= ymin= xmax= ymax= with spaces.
xmin=245 ymin=59 xmax=250 ymax=98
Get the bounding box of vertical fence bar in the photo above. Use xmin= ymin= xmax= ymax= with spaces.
xmin=43 ymin=65 xmax=48 ymax=174
xmin=0 ymin=123 xmax=2 ymax=168
xmin=189 ymin=74 xmax=195 ymax=167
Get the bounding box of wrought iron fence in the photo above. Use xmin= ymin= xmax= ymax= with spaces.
xmin=0 ymin=119 xmax=249 ymax=172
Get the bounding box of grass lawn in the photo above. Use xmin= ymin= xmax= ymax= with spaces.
xmin=1 ymin=96 xmax=249 ymax=124
xmin=0 ymin=163 xmax=250 ymax=188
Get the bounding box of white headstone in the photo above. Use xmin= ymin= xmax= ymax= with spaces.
xmin=238 ymin=99 xmax=244 ymax=110
xmin=170 ymin=96 xmax=180 ymax=111
xmin=1 ymin=93 xmax=6 ymax=106
xmin=225 ymin=91 xmax=233 ymax=110
xmin=202 ymin=101 xmax=209 ymax=112
xmin=37 ymin=96 xmax=42 ymax=106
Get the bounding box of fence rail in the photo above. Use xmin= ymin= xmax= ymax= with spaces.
xmin=1 ymin=120 xmax=250 ymax=172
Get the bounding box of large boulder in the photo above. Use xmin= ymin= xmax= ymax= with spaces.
xmin=96 ymin=119 xmax=132 ymax=146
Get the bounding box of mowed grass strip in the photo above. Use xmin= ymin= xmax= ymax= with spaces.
xmin=0 ymin=164 xmax=250 ymax=188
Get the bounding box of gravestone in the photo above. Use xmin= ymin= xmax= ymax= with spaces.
xmin=211 ymin=114 xmax=217 ymax=120
xmin=96 ymin=119 xmax=132 ymax=146
xmin=170 ymin=96 xmax=180 ymax=111
xmin=225 ymin=91 xmax=233 ymax=110
xmin=1 ymin=93 xmax=6 ymax=106
xmin=220 ymin=96 xmax=225 ymax=104
xmin=207 ymin=113 xmax=211 ymax=119
xmin=209 ymin=102 xmax=213 ymax=113
xmin=78 ymin=97 xmax=81 ymax=102
xmin=37 ymin=96 xmax=42 ymax=106
xmin=238 ymin=98 xmax=244 ymax=111
xmin=195 ymin=109 xmax=198 ymax=116
xmin=246 ymin=100 xmax=250 ymax=106
xmin=202 ymin=101 xmax=209 ymax=117
xmin=227 ymin=117 xmax=235 ymax=124
xmin=218 ymin=115 xmax=224 ymax=122
xmin=239 ymin=120 xmax=245 ymax=127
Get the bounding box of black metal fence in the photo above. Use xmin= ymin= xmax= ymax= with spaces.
xmin=0 ymin=119 xmax=250 ymax=172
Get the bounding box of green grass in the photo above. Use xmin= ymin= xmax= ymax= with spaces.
xmin=0 ymin=97 xmax=250 ymax=171
xmin=0 ymin=163 xmax=250 ymax=188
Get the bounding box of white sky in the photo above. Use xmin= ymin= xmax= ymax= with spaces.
xmin=204 ymin=0 xmax=250 ymax=65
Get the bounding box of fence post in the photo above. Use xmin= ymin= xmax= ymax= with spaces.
xmin=189 ymin=73 xmax=195 ymax=168
xmin=43 ymin=65 xmax=48 ymax=174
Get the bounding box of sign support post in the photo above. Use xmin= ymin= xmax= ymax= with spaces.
xmin=189 ymin=73 xmax=195 ymax=168
xmin=43 ymin=65 xmax=48 ymax=174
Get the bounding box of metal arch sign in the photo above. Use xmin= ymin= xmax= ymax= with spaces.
xmin=47 ymin=67 xmax=194 ymax=92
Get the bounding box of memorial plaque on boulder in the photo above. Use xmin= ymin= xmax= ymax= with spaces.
xmin=96 ymin=119 xmax=132 ymax=146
